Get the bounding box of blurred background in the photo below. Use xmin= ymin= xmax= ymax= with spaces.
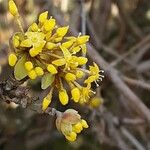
xmin=0 ymin=0 xmax=150 ymax=149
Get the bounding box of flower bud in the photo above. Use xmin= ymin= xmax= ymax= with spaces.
xmin=8 ymin=53 xmax=17 ymax=66
xmin=59 ymin=89 xmax=69 ymax=105
xmin=9 ymin=0 xmax=18 ymax=17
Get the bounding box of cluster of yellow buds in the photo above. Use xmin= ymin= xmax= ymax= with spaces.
xmin=8 ymin=0 xmax=104 ymax=108
xmin=8 ymin=0 xmax=104 ymax=142
xmin=56 ymin=109 xmax=89 ymax=142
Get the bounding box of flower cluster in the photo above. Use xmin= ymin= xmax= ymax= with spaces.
xmin=8 ymin=0 xmax=104 ymax=142
xmin=56 ymin=109 xmax=89 ymax=142
xmin=8 ymin=0 xmax=104 ymax=108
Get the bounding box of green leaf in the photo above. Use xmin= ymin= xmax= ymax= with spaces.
xmin=14 ymin=55 xmax=27 ymax=80
xmin=41 ymin=73 xmax=55 ymax=89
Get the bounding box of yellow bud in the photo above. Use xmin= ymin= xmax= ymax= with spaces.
xmin=56 ymin=26 xmax=69 ymax=37
xmin=59 ymin=89 xmax=69 ymax=105
xmin=35 ymin=67 xmax=44 ymax=76
xmin=13 ymin=36 xmax=20 ymax=47
xmin=90 ymin=97 xmax=103 ymax=108
xmin=46 ymin=42 xmax=56 ymax=50
xmin=81 ymin=119 xmax=89 ymax=128
xmin=9 ymin=0 xmax=18 ymax=17
xmin=65 ymin=73 xmax=76 ymax=81
xmin=77 ymin=57 xmax=88 ymax=65
xmin=47 ymin=64 xmax=57 ymax=74
xmin=29 ymin=48 xmax=39 ymax=57
xmin=43 ymin=19 xmax=56 ymax=32
xmin=42 ymin=97 xmax=51 ymax=111
xmin=62 ymin=40 xmax=74 ymax=49
xmin=73 ymin=122 xmax=83 ymax=133
xmin=52 ymin=58 xmax=66 ymax=66
xmin=76 ymin=70 xmax=84 ymax=78
xmin=29 ymin=23 xmax=38 ymax=32
xmin=65 ymin=132 xmax=77 ymax=142
xmin=20 ymin=39 xmax=32 ymax=47
xmin=71 ymin=88 xmax=80 ymax=103
xmin=24 ymin=61 xmax=33 ymax=71
xmin=28 ymin=70 xmax=37 ymax=79
xmin=39 ymin=11 xmax=48 ymax=24
xmin=8 ymin=53 xmax=17 ymax=67
xmin=77 ymin=35 xmax=90 ymax=45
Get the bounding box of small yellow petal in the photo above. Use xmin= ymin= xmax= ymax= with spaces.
xmin=71 ymin=88 xmax=80 ymax=103
xmin=65 ymin=132 xmax=77 ymax=142
xmin=29 ymin=23 xmax=38 ymax=32
xmin=47 ymin=64 xmax=57 ymax=74
xmin=35 ymin=67 xmax=44 ymax=76
xmin=52 ymin=58 xmax=66 ymax=66
xmin=24 ymin=61 xmax=33 ymax=71
xmin=59 ymin=89 xmax=69 ymax=105
xmin=8 ymin=53 xmax=17 ymax=67
xmin=43 ymin=19 xmax=56 ymax=32
xmin=62 ymin=40 xmax=74 ymax=49
xmin=73 ymin=122 xmax=83 ymax=133
xmin=76 ymin=35 xmax=89 ymax=45
xmin=9 ymin=0 xmax=18 ymax=16
xmin=81 ymin=119 xmax=89 ymax=128
xmin=13 ymin=36 xmax=20 ymax=47
xmin=65 ymin=73 xmax=76 ymax=81
xmin=45 ymin=42 xmax=56 ymax=50
xmin=56 ymin=26 xmax=69 ymax=37
xmin=39 ymin=11 xmax=48 ymax=24
xmin=28 ymin=70 xmax=37 ymax=79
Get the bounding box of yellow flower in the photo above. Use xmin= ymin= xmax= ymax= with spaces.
xmin=9 ymin=0 xmax=18 ymax=17
xmin=84 ymin=62 xmax=102 ymax=84
xmin=8 ymin=53 xmax=17 ymax=67
xmin=47 ymin=64 xmax=58 ymax=74
xmin=59 ymin=89 xmax=69 ymax=105
xmin=80 ymin=84 xmax=94 ymax=104
xmin=25 ymin=32 xmax=46 ymax=48
xmin=71 ymin=88 xmax=80 ymax=102
xmin=24 ymin=61 xmax=33 ymax=71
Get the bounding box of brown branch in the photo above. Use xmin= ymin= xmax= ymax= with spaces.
xmin=122 ymin=76 xmax=150 ymax=91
